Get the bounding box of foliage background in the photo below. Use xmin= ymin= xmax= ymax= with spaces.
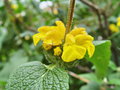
xmin=0 ymin=0 xmax=120 ymax=90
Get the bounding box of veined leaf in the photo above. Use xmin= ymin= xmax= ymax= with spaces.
xmin=80 ymin=82 xmax=100 ymax=90
xmin=86 ymin=40 xmax=111 ymax=79
xmin=6 ymin=61 xmax=69 ymax=90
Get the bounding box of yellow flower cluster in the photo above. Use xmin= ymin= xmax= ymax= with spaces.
xmin=109 ymin=17 xmax=120 ymax=33
xmin=33 ymin=21 xmax=95 ymax=62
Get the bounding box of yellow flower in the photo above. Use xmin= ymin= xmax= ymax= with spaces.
xmin=11 ymin=4 xmax=18 ymax=10
xmin=117 ymin=21 xmax=120 ymax=27
xmin=62 ymin=28 xmax=95 ymax=62
xmin=33 ymin=21 xmax=66 ymax=46
xmin=117 ymin=17 xmax=120 ymax=27
xmin=117 ymin=17 xmax=120 ymax=22
xmin=53 ymin=8 xmax=58 ymax=15
xmin=54 ymin=47 xmax=62 ymax=56
xmin=109 ymin=24 xmax=119 ymax=32
xmin=32 ymin=21 xmax=95 ymax=62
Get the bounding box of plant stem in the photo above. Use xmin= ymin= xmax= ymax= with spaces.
xmin=66 ymin=0 xmax=76 ymax=33
xmin=68 ymin=71 xmax=90 ymax=83
xmin=80 ymin=0 xmax=108 ymax=38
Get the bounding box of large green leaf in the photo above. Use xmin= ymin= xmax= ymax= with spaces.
xmin=6 ymin=61 xmax=69 ymax=90
xmin=86 ymin=40 xmax=111 ymax=78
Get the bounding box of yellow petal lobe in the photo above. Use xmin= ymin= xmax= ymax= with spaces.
xmin=62 ymin=45 xmax=86 ymax=62
xmin=86 ymin=43 xmax=95 ymax=57
xmin=70 ymin=28 xmax=87 ymax=36
xmin=32 ymin=33 xmax=42 ymax=46
xmin=75 ymin=35 xmax=94 ymax=45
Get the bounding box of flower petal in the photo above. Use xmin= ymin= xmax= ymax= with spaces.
xmin=87 ymin=43 xmax=95 ymax=57
xmin=33 ymin=21 xmax=66 ymax=46
xmin=75 ymin=34 xmax=94 ymax=45
xmin=32 ymin=33 xmax=43 ymax=46
xmin=44 ymin=30 xmax=63 ymax=45
xmin=38 ymin=26 xmax=51 ymax=33
xmin=70 ymin=28 xmax=87 ymax=36
xmin=55 ymin=21 xmax=66 ymax=31
xmin=62 ymin=45 xmax=86 ymax=62
xmin=43 ymin=21 xmax=66 ymax=46
xmin=65 ymin=34 xmax=75 ymax=45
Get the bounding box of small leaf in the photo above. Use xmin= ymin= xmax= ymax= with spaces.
xmin=86 ymin=40 xmax=111 ymax=79
xmin=6 ymin=61 xmax=69 ymax=90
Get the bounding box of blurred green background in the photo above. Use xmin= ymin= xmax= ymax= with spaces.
xmin=0 ymin=0 xmax=120 ymax=90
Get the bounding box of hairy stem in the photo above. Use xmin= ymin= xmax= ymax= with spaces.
xmin=66 ymin=0 xmax=76 ymax=33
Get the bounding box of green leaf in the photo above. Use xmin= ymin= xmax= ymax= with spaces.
xmin=108 ymin=61 xmax=117 ymax=71
xmin=0 ymin=49 xmax=28 ymax=82
xmin=86 ymin=40 xmax=111 ymax=79
xmin=0 ymin=27 xmax=7 ymax=50
xmin=79 ymin=73 xmax=100 ymax=83
xmin=108 ymin=72 xmax=120 ymax=85
xmin=6 ymin=61 xmax=69 ymax=90
xmin=80 ymin=82 xmax=100 ymax=90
